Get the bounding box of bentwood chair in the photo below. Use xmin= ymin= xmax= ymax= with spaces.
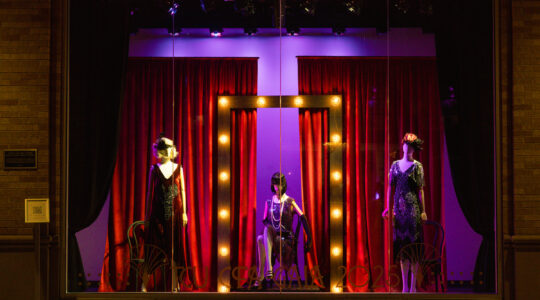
xmin=127 ymin=220 xmax=169 ymax=291
xmin=423 ymin=220 xmax=445 ymax=292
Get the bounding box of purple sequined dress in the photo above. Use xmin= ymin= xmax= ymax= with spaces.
xmin=389 ymin=160 xmax=425 ymax=262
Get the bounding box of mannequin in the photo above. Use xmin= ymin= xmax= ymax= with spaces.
xmin=382 ymin=133 xmax=427 ymax=293
xmin=254 ymin=172 xmax=313 ymax=288
xmin=142 ymin=135 xmax=188 ymax=292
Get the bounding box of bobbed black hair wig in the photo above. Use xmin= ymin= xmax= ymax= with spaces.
xmin=270 ymin=172 xmax=287 ymax=195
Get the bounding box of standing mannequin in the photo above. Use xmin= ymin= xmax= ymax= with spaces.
xmin=254 ymin=172 xmax=313 ymax=288
xmin=382 ymin=133 xmax=427 ymax=293
xmin=142 ymin=136 xmax=188 ymax=292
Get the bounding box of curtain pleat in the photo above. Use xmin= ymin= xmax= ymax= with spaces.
xmin=99 ymin=58 xmax=257 ymax=292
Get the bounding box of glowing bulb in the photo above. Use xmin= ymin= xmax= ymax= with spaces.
xmin=257 ymin=97 xmax=266 ymax=106
xmin=218 ymin=134 xmax=229 ymax=144
xmin=332 ymin=171 xmax=342 ymax=182
xmin=219 ymin=97 xmax=229 ymax=107
xmin=219 ymin=285 xmax=229 ymax=293
xmin=219 ymin=209 xmax=229 ymax=219
xmin=219 ymin=171 xmax=229 ymax=181
xmin=219 ymin=247 xmax=229 ymax=257
xmin=332 ymin=247 xmax=342 ymax=257
xmin=332 ymin=208 xmax=342 ymax=219
xmin=294 ymin=97 xmax=303 ymax=106
xmin=331 ymin=96 xmax=341 ymax=106
xmin=332 ymin=286 xmax=343 ymax=293
xmin=331 ymin=134 xmax=341 ymax=143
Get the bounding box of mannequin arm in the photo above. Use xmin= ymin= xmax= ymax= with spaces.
xmin=300 ymin=214 xmax=313 ymax=253
xmin=180 ymin=166 xmax=188 ymax=226
xmin=291 ymin=200 xmax=313 ymax=252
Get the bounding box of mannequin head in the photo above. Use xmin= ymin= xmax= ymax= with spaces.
xmin=270 ymin=172 xmax=287 ymax=196
xmin=402 ymin=133 xmax=423 ymax=158
xmin=152 ymin=136 xmax=178 ymax=162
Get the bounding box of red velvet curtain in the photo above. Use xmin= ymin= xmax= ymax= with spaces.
xmin=99 ymin=57 xmax=257 ymax=292
xmin=298 ymin=108 xmax=329 ymax=289
xmin=230 ymin=109 xmax=257 ymax=288
xmin=298 ymin=57 xmax=445 ymax=292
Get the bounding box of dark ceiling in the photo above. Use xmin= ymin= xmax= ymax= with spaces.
xmin=129 ymin=0 xmax=434 ymax=34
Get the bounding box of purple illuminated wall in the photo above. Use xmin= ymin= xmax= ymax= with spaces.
xmin=129 ymin=28 xmax=436 ymax=95
xmin=76 ymin=28 xmax=482 ymax=283
xmin=255 ymin=108 xmax=304 ymax=278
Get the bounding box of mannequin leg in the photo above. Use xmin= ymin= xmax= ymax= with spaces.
xmin=410 ymin=262 xmax=419 ymax=293
xmin=255 ymin=235 xmax=266 ymax=283
xmin=400 ymin=259 xmax=410 ymax=293
xmin=263 ymin=227 xmax=274 ymax=279
xmin=141 ymin=272 xmax=148 ymax=292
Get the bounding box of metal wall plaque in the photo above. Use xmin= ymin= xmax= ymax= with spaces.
xmin=25 ymin=198 xmax=49 ymax=223
xmin=3 ymin=149 xmax=37 ymax=170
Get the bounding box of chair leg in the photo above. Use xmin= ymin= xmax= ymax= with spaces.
xmin=135 ymin=271 xmax=138 ymax=292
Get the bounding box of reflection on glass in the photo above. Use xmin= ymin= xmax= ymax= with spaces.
xmin=70 ymin=0 xmax=496 ymax=295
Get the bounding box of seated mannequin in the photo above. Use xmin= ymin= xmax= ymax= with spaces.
xmin=254 ymin=172 xmax=313 ymax=288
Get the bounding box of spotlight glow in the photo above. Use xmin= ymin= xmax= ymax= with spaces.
xmin=294 ymin=97 xmax=303 ymax=106
xmin=332 ymin=286 xmax=343 ymax=293
xmin=332 ymin=96 xmax=341 ymax=106
xmin=257 ymin=97 xmax=266 ymax=106
xmin=332 ymin=171 xmax=342 ymax=182
xmin=210 ymin=28 xmax=223 ymax=37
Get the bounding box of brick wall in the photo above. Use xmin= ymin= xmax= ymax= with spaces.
xmin=510 ymin=0 xmax=540 ymax=235
xmin=502 ymin=0 xmax=540 ymax=299
xmin=0 ymin=1 xmax=51 ymax=236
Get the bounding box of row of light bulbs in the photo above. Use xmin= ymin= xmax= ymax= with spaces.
xmin=219 ymin=96 xmax=341 ymax=108
xmin=219 ymin=132 xmax=341 ymax=145
xmin=219 ymin=170 xmax=341 ymax=183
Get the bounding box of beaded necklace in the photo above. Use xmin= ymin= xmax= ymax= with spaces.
xmin=270 ymin=193 xmax=287 ymax=231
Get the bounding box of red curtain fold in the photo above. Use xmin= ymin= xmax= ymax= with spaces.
xmin=298 ymin=57 xmax=445 ymax=292
xmin=230 ymin=109 xmax=257 ymax=288
xmin=298 ymin=108 xmax=330 ymax=289
xmin=387 ymin=59 xmax=446 ymax=291
xmin=99 ymin=57 xmax=257 ymax=292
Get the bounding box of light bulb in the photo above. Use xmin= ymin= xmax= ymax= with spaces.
xmin=219 ymin=171 xmax=229 ymax=181
xmin=332 ymin=171 xmax=342 ymax=182
xmin=218 ymin=134 xmax=229 ymax=144
xmin=219 ymin=97 xmax=229 ymax=107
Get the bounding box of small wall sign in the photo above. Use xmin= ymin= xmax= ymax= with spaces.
xmin=25 ymin=198 xmax=49 ymax=223
xmin=4 ymin=149 xmax=37 ymax=170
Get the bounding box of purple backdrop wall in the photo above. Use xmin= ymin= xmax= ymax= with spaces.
xmin=255 ymin=108 xmax=305 ymax=279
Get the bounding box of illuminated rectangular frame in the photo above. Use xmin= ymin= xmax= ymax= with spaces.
xmin=216 ymin=95 xmax=343 ymax=292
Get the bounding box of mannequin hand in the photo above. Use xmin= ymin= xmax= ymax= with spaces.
xmin=421 ymin=212 xmax=428 ymax=221
xmin=182 ymin=213 xmax=188 ymax=226
xmin=382 ymin=209 xmax=389 ymax=219
xmin=305 ymin=239 xmax=313 ymax=253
